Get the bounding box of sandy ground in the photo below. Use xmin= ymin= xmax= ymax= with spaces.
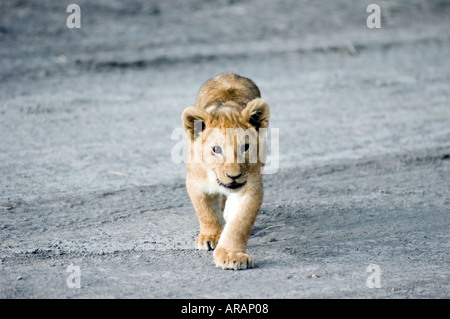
xmin=0 ymin=0 xmax=449 ymax=300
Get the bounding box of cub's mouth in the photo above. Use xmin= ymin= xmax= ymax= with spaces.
xmin=217 ymin=179 xmax=246 ymax=190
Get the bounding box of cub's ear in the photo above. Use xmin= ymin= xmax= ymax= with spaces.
xmin=242 ymin=98 xmax=270 ymax=130
xmin=181 ymin=106 xmax=210 ymax=140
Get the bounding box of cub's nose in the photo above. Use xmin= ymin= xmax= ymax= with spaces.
xmin=226 ymin=172 xmax=242 ymax=180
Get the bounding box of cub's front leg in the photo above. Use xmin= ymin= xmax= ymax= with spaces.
xmin=214 ymin=189 xmax=262 ymax=270
xmin=186 ymin=179 xmax=226 ymax=250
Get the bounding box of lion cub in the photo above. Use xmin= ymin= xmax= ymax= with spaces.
xmin=181 ymin=73 xmax=270 ymax=270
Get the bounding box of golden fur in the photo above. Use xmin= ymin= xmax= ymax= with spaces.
xmin=181 ymin=73 xmax=270 ymax=270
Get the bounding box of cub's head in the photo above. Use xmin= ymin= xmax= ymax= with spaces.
xmin=182 ymin=98 xmax=270 ymax=190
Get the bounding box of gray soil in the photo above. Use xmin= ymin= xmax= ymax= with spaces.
xmin=0 ymin=0 xmax=449 ymax=299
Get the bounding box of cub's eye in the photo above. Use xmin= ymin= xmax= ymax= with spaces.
xmin=241 ymin=144 xmax=250 ymax=153
xmin=212 ymin=146 xmax=222 ymax=155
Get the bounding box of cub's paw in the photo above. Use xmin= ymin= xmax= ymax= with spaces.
xmin=213 ymin=246 xmax=253 ymax=270
xmin=195 ymin=233 xmax=220 ymax=250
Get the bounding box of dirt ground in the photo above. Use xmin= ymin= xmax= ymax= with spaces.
xmin=0 ymin=0 xmax=449 ymax=301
